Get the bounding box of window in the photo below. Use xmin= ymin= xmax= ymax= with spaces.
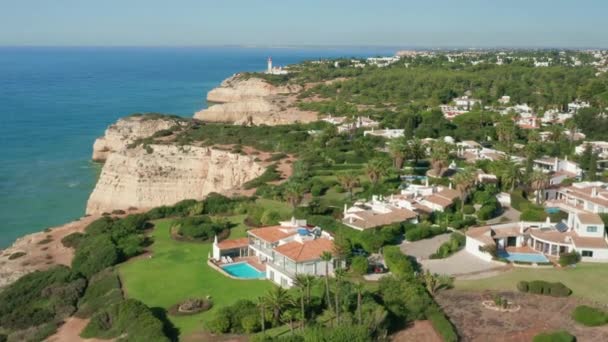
xmin=269 ymin=270 xmax=275 ymax=281
xmin=582 ymin=250 xmax=594 ymax=257
xmin=587 ymin=226 xmax=598 ymax=233
xmin=281 ymin=277 xmax=288 ymax=287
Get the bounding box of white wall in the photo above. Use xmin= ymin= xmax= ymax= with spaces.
xmin=465 ymin=236 xmax=493 ymax=262
xmin=578 ymin=247 xmax=608 ymax=262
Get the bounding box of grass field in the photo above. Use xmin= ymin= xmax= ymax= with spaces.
xmin=119 ymin=219 xmax=274 ymax=336
xmin=456 ymin=263 xmax=608 ymax=304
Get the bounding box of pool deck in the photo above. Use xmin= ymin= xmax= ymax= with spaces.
xmin=505 ymin=246 xmax=537 ymax=253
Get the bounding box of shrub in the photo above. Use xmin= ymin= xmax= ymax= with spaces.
xmin=173 ymin=216 xmax=230 ymax=241
xmin=8 ymin=252 xmax=25 ymax=260
xmin=430 ymin=233 xmax=465 ymax=259
xmin=81 ymin=299 xmax=169 ymax=341
xmin=426 ymin=307 xmax=458 ymax=342
xmin=516 ymin=281 xmax=529 ymax=293
xmin=71 ymin=234 xmax=120 ymax=278
xmin=572 ymin=305 xmax=608 ymax=326
xmin=524 ymin=280 xmax=571 ymax=297
xmin=559 ymin=251 xmax=581 ymax=267
xmin=383 ymin=246 xmax=414 ymax=276
xmin=76 ymin=269 xmax=123 ymax=318
xmin=462 ymin=205 xmax=475 ymax=215
xmin=61 ymin=232 xmax=84 ymax=248
xmin=350 ymin=256 xmax=369 ymax=276
xmin=243 ymin=164 xmax=282 ymax=189
xmin=533 ymin=330 xmax=575 ymax=342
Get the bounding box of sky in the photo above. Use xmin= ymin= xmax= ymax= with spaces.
xmin=1 ymin=0 xmax=607 ymax=48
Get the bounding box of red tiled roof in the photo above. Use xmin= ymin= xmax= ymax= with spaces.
xmin=274 ymin=238 xmax=335 ymax=262
xmin=248 ymin=226 xmax=297 ymax=243
xmin=217 ymin=238 xmax=249 ymax=250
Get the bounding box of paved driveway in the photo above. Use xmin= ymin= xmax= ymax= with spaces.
xmin=420 ymin=250 xmax=508 ymax=278
xmin=400 ymin=233 xmax=452 ymax=260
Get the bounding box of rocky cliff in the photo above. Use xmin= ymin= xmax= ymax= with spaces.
xmin=195 ymin=74 xmax=317 ymax=125
xmin=86 ymin=144 xmax=265 ymax=214
xmin=92 ymin=115 xmax=183 ymax=162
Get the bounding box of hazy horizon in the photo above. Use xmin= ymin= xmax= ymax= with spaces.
xmin=2 ymin=0 xmax=608 ymax=48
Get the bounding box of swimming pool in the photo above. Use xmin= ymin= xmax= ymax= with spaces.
xmin=221 ymin=262 xmax=265 ymax=279
xmin=545 ymin=207 xmax=561 ymax=214
xmin=498 ymin=251 xmax=549 ymax=263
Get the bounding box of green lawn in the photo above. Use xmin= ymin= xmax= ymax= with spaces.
xmin=255 ymin=198 xmax=293 ymax=217
xmin=119 ymin=219 xmax=274 ymax=336
xmin=456 ymin=263 xmax=608 ymax=303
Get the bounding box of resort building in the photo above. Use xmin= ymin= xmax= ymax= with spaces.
xmin=342 ymin=184 xmax=460 ymax=230
xmin=575 ymin=141 xmax=608 ymax=159
xmin=466 ymin=211 xmax=608 ymax=263
xmin=545 ymin=181 xmax=608 ymax=214
xmin=363 ymin=128 xmax=404 ymax=139
xmin=533 ymin=157 xmax=582 ymax=185
xmin=212 ymin=218 xmax=342 ymax=288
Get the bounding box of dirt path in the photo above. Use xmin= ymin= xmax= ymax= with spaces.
xmin=392 ymin=320 xmax=443 ymax=342
xmin=47 ymin=317 xmax=112 ymax=342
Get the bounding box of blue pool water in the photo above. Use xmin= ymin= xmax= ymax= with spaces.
xmin=221 ymin=262 xmax=265 ymax=279
xmin=545 ymin=207 xmax=561 ymax=214
xmin=498 ymin=251 xmax=549 ymax=263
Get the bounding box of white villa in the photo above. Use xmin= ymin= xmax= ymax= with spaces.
xmin=466 ymin=211 xmax=608 ymax=263
xmin=342 ymin=184 xmax=460 ymax=230
xmin=212 ymin=218 xmax=342 ymax=288
xmin=321 ymin=115 xmax=380 ymax=133
xmin=576 ymin=141 xmax=608 ymax=159
xmin=363 ymin=128 xmax=404 ymax=139
xmin=533 ymin=157 xmax=582 ymax=185
xmin=545 ymin=181 xmax=608 ymax=214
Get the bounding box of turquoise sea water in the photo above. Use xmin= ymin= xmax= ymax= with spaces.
xmin=0 ymin=46 xmax=395 ymax=248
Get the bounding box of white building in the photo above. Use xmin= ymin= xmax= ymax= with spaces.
xmin=363 ymin=129 xmax=404 ymax=139
xmin=568 ymin=100 xmax=590 ymax=114
xmin=575 ymin=141 xmax=608 ymax=159
xmin=266 ymin=57 xmax=289 ymax=75
xmin=498 ymin=95 xmax=511 ymax=105
xmin=466 ymin=211 xmax=608 ymax=263
xmin=533 ymin=157 xmax=583 ymax=185
xmin=212 ymin=218 xmax=342 ymax=288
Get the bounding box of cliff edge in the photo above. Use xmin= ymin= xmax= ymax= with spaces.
xmin=194 ymin=74 xmax=317 ymax=125
xmin=86 ymin=144 xmax=265 ymax=214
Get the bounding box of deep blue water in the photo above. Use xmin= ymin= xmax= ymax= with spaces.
xmin=0 ymin=46 xmax=395 ymax=248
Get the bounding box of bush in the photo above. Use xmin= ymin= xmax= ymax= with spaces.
xmin=81 ymin=299 xmax=169 ymax=341
xmin=173 ymin=216 xmax=230 ymax=241
xmin=533 ymin=330 xmax=575 ymax=342
xmin=71 ymin=235 xmax=120 ymax=278
xmin=405 ymin=222 xmax=446 ymax=241
xmin=430 ymin=233 xmax=465 ymax=259
xmin=383 ymin=246 xmax=414 ymax=276
xmin=426 ymin=307 xmax=458 ymax=342
xmin=559 ymin=251 xmax=581 ymax=267
xmin=522 ymin=280 xmax=571 ymax=297
xmin=350 ymin=256 xmax=369 ymax=275
xmin=206 ymin=300 xmax=261 ymax=334
xmin=572 ymin=305 xmax=608 ymax=326
xmin=7 ymin=252 xmax=25 ymax=260
xmin=477 ymin=203 xmax=498 ymax=220
xmin=516 ymin=281 xmax=529 ymax=293
xmin=462 ymin=205 xmax=475 ymax=215
xmin=243 ymin=164 xmax=282 ymax=189
xmin=76 ymin=269 xmax=123 ymax=318
xmin=61 ymin=232 xmax=85 ymax=248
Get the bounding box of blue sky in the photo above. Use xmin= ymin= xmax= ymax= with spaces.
xmin=1 ymin=0 xmax=607 ymax=47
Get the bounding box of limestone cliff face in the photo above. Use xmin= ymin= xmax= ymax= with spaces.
xmin=92 ymin=116 xmax=180 ymax=162
xmin=195 ymin=75 xmax=317 ymax=125
xmin=207 ymin=75 xmax=301 ymax=103
xmin=86 ymin=144 xmax=265 ymax=214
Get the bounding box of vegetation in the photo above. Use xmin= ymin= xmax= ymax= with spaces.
xmin=516 ymin=280 xmax=572 ymax=297
xmin=559 ymin=251 xmax=581 ymax=267
xmin=571 ymin=305 xmax=608 ymax=327
xmin=533 ymin=330 xmax=576 ymax=342
xmin=430 ymin=233 xmax=465 ymax=259
xmin=172 ymin=215 xmax=231 ymax=241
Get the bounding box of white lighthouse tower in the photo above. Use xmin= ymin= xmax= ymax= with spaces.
xmin=267 ymin=57 xmax=272 ymax=73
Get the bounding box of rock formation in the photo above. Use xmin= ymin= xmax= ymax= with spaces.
xmin=86 ymin=144 xmax=265 ymax=214
xmin=92 ymin=115 xmax=183 ymax=162
xmin=195 ymin=74 xmax=317 ymax=125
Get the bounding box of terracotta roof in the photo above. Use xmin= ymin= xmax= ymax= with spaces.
xmin=217 ymin=237 xmax=249 ymax=250
xmin=465 ymin=226 xmax=495 ymax=245
xmin=561 ymin=186 xmax=608 ymax=207
xmin=424 ymin=195 xmax=453 ymax=208
xmin=577 ymin=213 xmax=604 ymax=225
xmin=571 ymin=235 xmax=608 ymax=249
xmin=343 ymin=207 xmax=417 ymax=230
xmin=529 ymin=229 xmax=573 ymax=245
xmin=437 ymin=188 xmax=460 ymax=201
xmin=248 ymin=226 xmax=297 ymax=243
xmin=274 ymin=238 xmax=334 ymax=262
xmin=492 ymin=226 xmax=523 ymax=238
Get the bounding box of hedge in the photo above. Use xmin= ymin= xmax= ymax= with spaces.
xmin=517 ymin=280 xmax=571 ymax=297
xmin=533 ymin=330 xmax=576 ymax=342
xmin=572 ymin=305 xmax=608 ymax=326
xmin=559 ymin=251 xmax=581 ymax=267
xmin=383 ymin=246 xmax=415 ymax=276
xmin=426 ymin=307 xmax=458 ymax=342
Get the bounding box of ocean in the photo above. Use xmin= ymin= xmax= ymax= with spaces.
xmin=0 ymin=46 xmax=396 ymax=248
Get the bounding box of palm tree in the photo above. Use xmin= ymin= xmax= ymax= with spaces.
xmin=265 ymin=286 xmax=293 ymax=325
xmin=257 ymin=296 xmax=267 ymax=333
xmin=364 ymin=159 xmax=387 ymax=186
xmin=336 ymin=172 xmax=359 ymax=199
xmin=407 ymin=138 xmax=427 ymax=165
xmin=492 ymin=156 xmax=522 ymax=192
xmin=430 ymin=140 xmax=452 ymax=177
xmin=283 ymin=182 xmax=304 ymax=212
xmin=453 ymin=168 xmax=476 ymax=213
xmin=281 ymin=309 xmax=298 ymax=335
xmin=528 ymin=170 xmax=549 ymax=204
xmin=333 ymin=268 xmax=346 ymax=324
xmin=388 ymin=137 xmax=407 ymax=169
xmin=293 ymin=274 xmax=309 ymax=329
xmin=353 ymin=281 xmax=364 ymax=325
xmin=421 ymin=270 xmax=453 ymax=296
xmin=320 ymin=251 xmax=333 ymax=312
